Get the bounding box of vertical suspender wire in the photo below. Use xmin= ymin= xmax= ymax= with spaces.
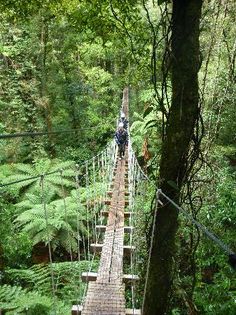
xmin=84 ymin=161 xmax=97 ymax=304
xmin=40 ymin=175 xmax=57 ymax=315
xmin=85 ymin=161 xmax=91 ymax=263
xmin=129 ymin=153 xmax=134 ymax=313
xmin=104 ymin=146 xmax=110 ymax=195
xmin=136 ymin=168 xmax=145 ymax=311
xmin=130 ymin=156 xmax=137 ymax=313
xmin=128 ymin=145 xmax=134 ymax=312
xmin=97 ymin=154 xmax=104 ymax=241
xmin=110 ymin=141 xmax=116 ymax=188
xmin=74 ymin=167 xmax=83 ymax=305
xmin=104 ymin=148 xmax=109 ymax=194
xmin=60 ymin=169 xmax=73 ymax=262
xmin=142 ymin=189 xmax=160 ymax=314
xmin=83 ymin=161 xmax=96 ymax=306
xmin=78 ymin=171 xmax=87 ymax=261
xmin=108 ymin=144 xmax=113 ymax=189
xmin=92 ymin=157 xmax=98 ymax=244
xmin=75 ymin=167 xmax=86 ymax=261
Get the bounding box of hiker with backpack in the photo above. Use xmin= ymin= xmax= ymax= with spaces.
xmin=115 ymin=123 xmax=128 ymax=160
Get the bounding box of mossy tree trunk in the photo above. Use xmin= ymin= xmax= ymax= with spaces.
xmin=143 ymin=0 xmax=203 ymax=314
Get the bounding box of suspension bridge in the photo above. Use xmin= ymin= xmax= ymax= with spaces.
xmin=72 ymin=87 xmax=141 ymax=315
xmin=0 ymin=88 xmax=235 ymax=315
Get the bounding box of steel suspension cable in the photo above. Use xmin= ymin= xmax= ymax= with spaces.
xmin=60 ymin=170 xmax=73 ymax=262
xmin=74 ymin=170 xmax=83 ymax=305
xmin=130 ymin=154 xmax=136 ymax=313
xmin=85 ymin=162 xmax=91 ymax=263
xmin=0 ymin=125 xmax=105 ymax=139
xmin=141 ymin=190 xmax=160 ymax=314
xmin=92 ymin=157 xmax=98 ymax=244
xmin=159 ymin=189 xmax=235 ymax=257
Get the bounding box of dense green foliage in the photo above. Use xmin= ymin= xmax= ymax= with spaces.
xmin=0 ymin=0 xmax=235 ymax=314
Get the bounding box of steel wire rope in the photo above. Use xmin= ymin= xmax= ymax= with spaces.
xmin=130 ymin=142 xmax=234 ymax=250
xmin=0 ymin=143 xmax=112 ymax=189
xmin=141 ymin=189 xmax=160 ymax=314
xmin=76 ymin=164 xmax=99 ymax=307
xmin=129 ymin=150 xmax=137 ymax=312
xmin=85 ymin=162 xmax=91 ymax=264
xmin=40 ymin=175 xmax=57 ymax=315
xmin=0 ymin=125 xmax=106 ymax=139
xmin=83 ymin=161 xmax=99 ymax=303
xmin=74 ymin=170 xmax=83 ymax=307
xmin=130 ymin=144 xmax=236 ymax=265
xmin=101 ymin=152 xmax=106 ymax=221
xmin=108 ymin=151 xmax=123 ymax=283
xmin=60 ymin=169 xmax=73 ymax=263
xmin=0 ymin=169 xmax=67 ymax=188
xmin=99 ymin=141 xmax=117 ymax=283
xmin=97 ymin=153 xmax=105 ymax=241
xmin=75 ymin=169 xmax=88 ymax=261
xmin=94 ymin=151 xmax=109 ymax=244
xmin=159 ymin=189 xmax=236 ymax=257
xmin=129 ymin=152 xmax=136 ymax=313
xmin=131 ymin=158 xmax=143 ymax=313
xmin=82 ymin=142 xmax=115 ymax=305
xmin=92 ymin=157 xmax=98 ymax=244
xmin=81 ymin=253 xmax=96 ymax=306
xmin=60 ymin=169 xmax=83 ymax=310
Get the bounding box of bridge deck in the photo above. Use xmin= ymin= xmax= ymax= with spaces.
xmin=81 ymin=157 xmax=127 ymax=314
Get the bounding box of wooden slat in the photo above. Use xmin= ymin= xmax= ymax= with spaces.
xmin=81 ymin=272 xmax=97 ymax=282
xmin=81 ymin=272 xmax=139 ymax=283
xmin=96 ymin=225 xmax=134 ymax=233
xmin=125 ymin=309 xmax=141 ymax=315
xmin=123 ymin=274 xmax=139 ymax=283
xmin=90 ymin=243 xmax=135 ymax=255
xmin=124 ymin=212 xmax=132 ymax=218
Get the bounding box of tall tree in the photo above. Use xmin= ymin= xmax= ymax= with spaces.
xmin=143 ymin=0 xmax=203 ymax=314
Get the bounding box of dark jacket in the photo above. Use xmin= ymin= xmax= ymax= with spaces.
xmin=115 ymin=129 xmax=128 ymax=145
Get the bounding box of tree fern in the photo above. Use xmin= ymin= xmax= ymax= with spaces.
xmin=0 ymin=284 xmax=70 ymax=314
xmin=4 ymin=261 xmax=99 ymax=310
xmin=15 ymin=189 xmax=88 ymax=253
xmin=3 ymin=158 xmax=76 ymax=199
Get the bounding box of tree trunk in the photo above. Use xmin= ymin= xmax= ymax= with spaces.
xmin=143 ymin=1 xmax=203 ymax=314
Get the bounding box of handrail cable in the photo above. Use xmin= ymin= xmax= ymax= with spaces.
xmin=141 ymin=190 xmax=160 ymax=314
xmin=60 ymin=169 xmax=74 ymax=262
xmin=128 ymin=146 xmax=236 ymax=267
xmin=74 ymin=170 xmax=83 ymax=306
xmin=0 ymin=125 xmax=105 ymax=139
xmin=159 ymin=189 xmax=235 ymax=257
xmin=0 ymin=142 xmax=113 ymax=188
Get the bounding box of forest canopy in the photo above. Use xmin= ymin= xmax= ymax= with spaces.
xmin=0 ymin=0 xmax=235 ymax=314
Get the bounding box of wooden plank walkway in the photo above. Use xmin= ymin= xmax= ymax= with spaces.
xmin=72 ymin=87 xmax=140 ymax=315
xmin=81 ymin=156 xmax=127 ymax=315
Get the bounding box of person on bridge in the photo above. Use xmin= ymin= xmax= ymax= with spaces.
xmin=119 ymin=112 xmax=128 ymax=130
xmin=115 ymin=123 xmax=128 ymax=160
